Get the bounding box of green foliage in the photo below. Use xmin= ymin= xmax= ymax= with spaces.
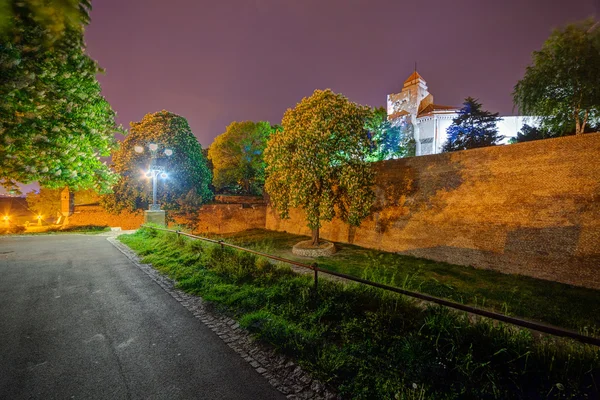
xmin=364 ymin=107 xmax=415 ymax=161
xmin=513 ymin=124 xmax=554 ymax=143
xmin=120 ymin=228 xmax=600 ymax=399
xmin=442 ymin=97 xmax=503 ymax=152
xmin=208 ymin=121 xmax=275 ymax=195
xmin=513 ymin=19 xmax=600 ymax=135
xmin=264 ymin=89 xmax=375 ymax=243
xmin=0 ymin=2 xmax=118 ymax=192
xmin=102 ymin=111 xmax=212 ymax=213
xmin=0 ymin=0 xmax=91 ymax=38
xmin=0 ymin=0 xmax=119 ymax=193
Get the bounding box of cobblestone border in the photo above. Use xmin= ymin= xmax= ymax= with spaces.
xmin=108 ymin=236 xmax=338 ymax=400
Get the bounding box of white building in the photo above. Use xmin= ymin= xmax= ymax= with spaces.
xmin=387 ymin=71 xmax=537 ymax=156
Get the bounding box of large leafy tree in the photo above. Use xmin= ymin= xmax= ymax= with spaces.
xmin=442 ymin=97 xmax=503 ymax=152
xmin=0 ymin=0 xmax=90 ymax=37
xmin=208 ymin=121 xmax=275 ymax=195
xmin=0 ymin=0 xmax=119 ymax=193
xmin=264 ymin=89 xmax=375 ymax=246
xmin=513 ymin=19 xmax=600 ymax=135
xmin=365 ymin=107 xmax=415 ymax=161
xmin=102 ymin=111 xmax=212 ymax=213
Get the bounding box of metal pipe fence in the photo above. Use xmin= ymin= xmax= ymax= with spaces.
xmin=141 ymin=225 xmax=600 ymax=347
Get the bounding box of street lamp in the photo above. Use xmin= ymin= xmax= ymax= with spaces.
xmin=135 ymin=143 xmax=173 ymax=221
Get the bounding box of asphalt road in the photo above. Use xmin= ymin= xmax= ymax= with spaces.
xmin=0 ymin=234 xmax=285 ymax=400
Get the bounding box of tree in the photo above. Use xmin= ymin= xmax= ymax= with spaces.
xmin=0 ymin=0 xmax=90 ymax=38
xmin=442 ymin=97 xmax=503 ymax=152
xmin=0 ymin=0 xmax=119 ymax=193
xmin=102 ymin=111 xmax=212 ymax=213
xmin=513 ymin=124 xmax=553 ymax=143
xmin=513 ymin=19 xmax=600 ymax=135
xmin=208 ymin=121 xmax=275 ymax=195
xmin=264 ymin=89 xmax=375 ymax=246
xmin=26 ymin=187 xmax=61 ymax=220
xmin=364 ymin=107 xmax=415 ymax=161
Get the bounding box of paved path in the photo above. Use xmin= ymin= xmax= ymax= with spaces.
xmin=0 ymin=234 xmax=285 ymax=400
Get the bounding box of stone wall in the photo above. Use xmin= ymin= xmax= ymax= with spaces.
xmin=214 ymin=195 xmax=266 ymax=204
xmin=68 ymin=205 xmax=144 ymax=230
xmin=266 ymin=133 xmax=600 ymax=289
xmin=190 ymin=203 xmax=267 ymax=235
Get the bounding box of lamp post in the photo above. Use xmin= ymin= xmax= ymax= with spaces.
xmin=135 ymin=143 xmax=173 ymax=224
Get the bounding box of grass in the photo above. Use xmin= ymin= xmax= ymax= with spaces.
xmin=119 ymin=227 xmax=599 ymax=399
xmin=212 ymin=229 xmax=600 ymax=334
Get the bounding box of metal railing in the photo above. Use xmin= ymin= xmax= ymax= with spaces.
xmin=141 ymin=225 xmax=600 ymax=347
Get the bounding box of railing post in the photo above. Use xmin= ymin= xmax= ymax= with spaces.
xmin=312 ymin=263 xmax=318 ymax=303
xmin=219 ymin=240 xmax=224 ymax=251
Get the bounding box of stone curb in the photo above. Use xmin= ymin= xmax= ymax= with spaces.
xmin=108 ymin=236 xmax=339 ymax=400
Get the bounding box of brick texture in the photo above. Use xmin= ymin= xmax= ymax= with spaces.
xmin=191 ymin=203 xmax=267 ymax=234
xmin=266 ymin=133 xmax=600 ymax=290
xmin=68 ymin=205 xmax=144 ymax=230
xmin=66 ymin=134 xmax=600 ymax=289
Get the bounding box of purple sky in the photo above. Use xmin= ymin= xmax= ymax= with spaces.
xmin=85 ymin=0 xmax=597 ymax=148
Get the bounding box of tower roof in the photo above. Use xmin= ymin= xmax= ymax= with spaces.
xmin=404 ymin=71 xmax=426 ymax=85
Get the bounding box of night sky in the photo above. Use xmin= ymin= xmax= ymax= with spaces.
xmin=85 ymin=0 xmax=597 ymax=148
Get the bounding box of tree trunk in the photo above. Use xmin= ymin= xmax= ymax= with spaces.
xmin=580 ymin=110 xmax=589 ymax=135
xmin=311 ymin=227 xmax=320 ymax=246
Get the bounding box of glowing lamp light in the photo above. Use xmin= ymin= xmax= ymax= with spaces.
xmin=2 ymin=215 xmax=9 ymax=221
xmin=137 ymin=143 xmax=173 ymax=211
xmin=37 ymin=215 xmax=42 ymax=220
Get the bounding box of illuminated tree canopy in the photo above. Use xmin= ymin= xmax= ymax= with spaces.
xmin=442 ymin=97 xmax=502 ymax=152
xmin=365 ymin=106 xmax=415 ymax=161
xmin=0 ymin=0 xmax=119 ymax=193
xmin=513 ymin=19 xmax=600 ymax=135
xmin=0 ymin=0 xmax=90 ymax=38
xmin=102 ymin=111 xmax=212 ymax=213
xmin=264 ymin=89 xmax=375 ymax=245
xmin=208 ymin=121 xmax=275 ymax=195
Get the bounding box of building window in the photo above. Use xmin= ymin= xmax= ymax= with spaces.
xmin=420 ymin=137 xmax=434 ymax=155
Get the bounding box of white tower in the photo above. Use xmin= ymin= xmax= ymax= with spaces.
xmin=387 ymin=71 xmax=434 ymax=155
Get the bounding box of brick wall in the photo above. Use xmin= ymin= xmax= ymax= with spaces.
xmin=266 ymin=133 xmax=600 ymax=289
xmin=68 ymin=205 xmax=144 ymax=230
xmin=189 ymin=203 xmax=267 ymax=234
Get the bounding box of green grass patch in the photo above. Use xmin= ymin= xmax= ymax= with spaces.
xmin=214 ymin=229 xmax=600 ymax=334
xmin=119 ymin=228 xmax=599 ymax=399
